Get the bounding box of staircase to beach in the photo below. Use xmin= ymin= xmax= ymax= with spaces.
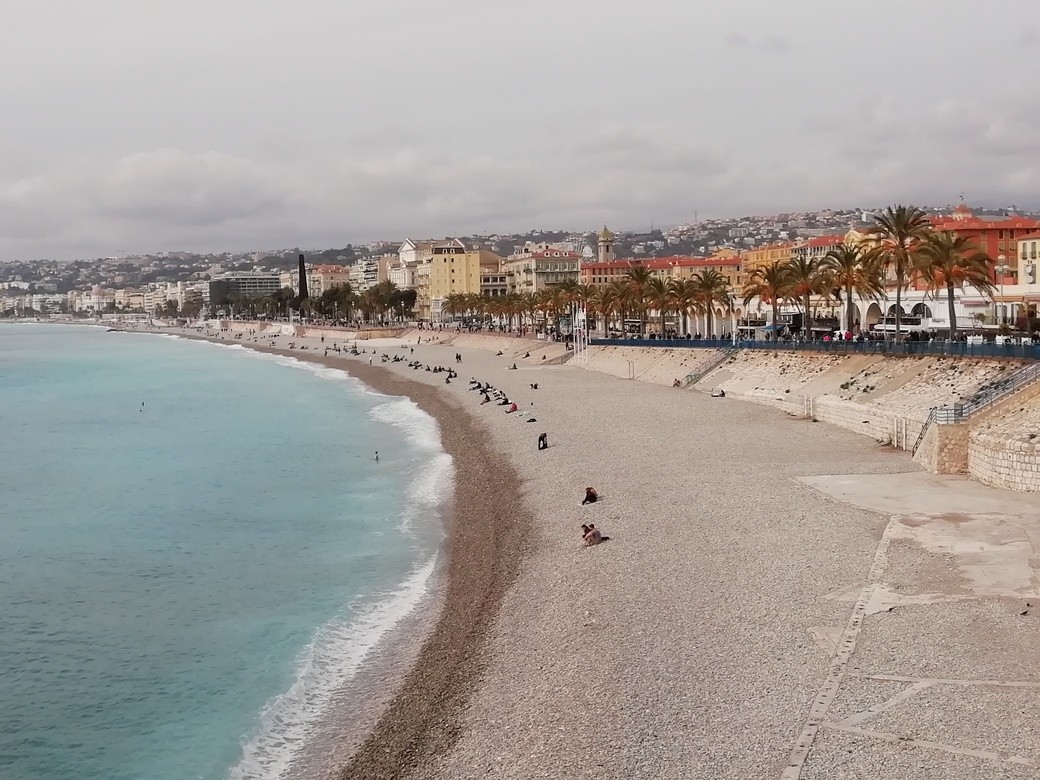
xmin=681 ymin=348 xmax=736 ymax=387
xmin=911 ymin=361 xmax=1040 ymax=455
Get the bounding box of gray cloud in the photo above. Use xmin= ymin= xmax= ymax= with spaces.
xmin=724 ymin=32 xmax=789 ymax=51
xmin=1015 ymin=26 xmax=1036 ymax=47
xmin=0 ymin=0 xmax=1038 ymax=259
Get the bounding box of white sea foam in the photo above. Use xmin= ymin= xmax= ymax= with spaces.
xmin=369 ymin=398 xmax=455 ymax=534
xmin=227 ymin=554 xmax=439 ymax=780
xmin=183 ymin=344 xmax=454 ymax=776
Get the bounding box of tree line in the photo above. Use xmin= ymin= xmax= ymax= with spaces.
xmin=443 ymin=205 xmax=1004 ymax=341
xmin=227 ymin=280 xmax=417 ymax=324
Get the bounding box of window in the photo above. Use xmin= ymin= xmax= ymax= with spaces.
xmin=1032 ymin=243 xmax=1037 ymax=260
xmin=1023 ymin=244 xmax=1029 ymax=261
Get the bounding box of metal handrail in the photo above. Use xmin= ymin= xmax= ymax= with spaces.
xmin=911 ymin=409 xmax=936 ymax=455
xmin=681 ymin=347 xmax=737 ymax=387
xmin=589 ymin=337 xmax=1040 ymax=360
xmin=928 ymin=362 xmax=1040 ymax=424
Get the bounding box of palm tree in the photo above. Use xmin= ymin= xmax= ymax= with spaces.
xmin=668 ymin=278 xmax=699 ymax=336
xmin=597 ymin=283 xmax=619 ymax=336
xmin=782 ymin=256 xmax=825 ymax=340
xmin=742 ymin=260 xmax=790 ymax=338
xmin=869 ymin=204 xmax=932 ymax=341
xmin=643 ymin=276 xmax=673 ymax=336
xmin=625 ymin=267 xmax=654 ymax=336
xmin=820 ymin=243 xmax=883 ymax=335
xmin=545 ymin=285 xmax=569 ymax=334
xmin=691 ymin=269 xmax=733 ymax=338
xmin=916 ymin=231 xmax=996 ymax=340
xmin=602 ymin=279 xmax=630 ymax=336
xmin=520 ymin=291 xmax=540 ymax=331
xmin=443 ymin=293 xmax=467 ymax=321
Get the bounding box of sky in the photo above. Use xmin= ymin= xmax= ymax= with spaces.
xmin=1 ymin=0 xmax=1038 ymax=260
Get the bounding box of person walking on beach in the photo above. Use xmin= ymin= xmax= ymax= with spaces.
xmin=374 ymin=451 xmax=379 ymax=462
xmin=581 ymin=487 xmax=598 ymax=505
xmin=537 ymin=432 xmax=548 ymax=450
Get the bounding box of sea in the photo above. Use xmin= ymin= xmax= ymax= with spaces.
xmin=0 ymin=324 xmax=450 ymax=780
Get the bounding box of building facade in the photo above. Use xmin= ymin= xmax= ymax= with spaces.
xmin=503 ymin=249 xmax=581 ymax=294
xmin=428 ymin=247 xmax=503 ymax=321
xmin=209 ymin=272 xmax=281 ymax=305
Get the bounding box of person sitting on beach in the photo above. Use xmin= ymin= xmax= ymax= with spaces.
xmin=505 ymin=402 xmax=518 ymax=413
xmin=673 ymin=378 xmax=681 ymax=388
xmin=581 ymin=523 xmax=609 ymax=546
xmin=496 ymin=350 xmax=504 ymax=356
xmin=508 ymin=363 xmax=517 ymax=370
xmin=710 ymin=388 xmax=725 ymax=398
xmin=537 ymin=432 xmax=548 ymax=450
xmin=481 ymin=393 xmax=491 ymax=405
xmin=524 ymin=352 xmax=530 ymax=358
xmin=530 ymin=383 xmax=539 ymax=390
xmin=581 ymin=487 xmax=598 ymax=505
xmin=498 ymin=397 xmax=511 ymax=406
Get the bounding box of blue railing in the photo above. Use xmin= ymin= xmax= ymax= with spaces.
xmin=589 ymin=338 xmax=1040 ymax=360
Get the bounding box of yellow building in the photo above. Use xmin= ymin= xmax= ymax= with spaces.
xmin=740 ymin=242 xmax=795 ymax=275
xmin=428 ymin=246 xmax=503 ymax=321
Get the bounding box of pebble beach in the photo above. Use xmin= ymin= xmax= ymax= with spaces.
xmin=162 ymin=326 xmax=1040 ymax=778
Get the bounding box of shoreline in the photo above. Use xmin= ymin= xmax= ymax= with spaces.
xmin=168 ymin=332 xmax=532 ymax=778
xmin=28 ymin=321 xmax=1040 ymax=777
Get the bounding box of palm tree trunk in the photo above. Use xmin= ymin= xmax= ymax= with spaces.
xmin=846 ymin=282 xmax=853 ymax=334
xmin=660 ymin=310 xmax=666 ymax=338
xmin=947 ymin=281 xmax=957 ymax=340
xmin=804 ymin=293 xmax=811 ymax=340
xmin=894 ymin=255 xmax=904 ymax=342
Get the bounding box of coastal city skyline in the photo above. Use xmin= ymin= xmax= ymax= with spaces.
xmin=6 ymin=4 xmax=1040 ymax=779
xmin=1 ymin=1 xmax=1038 ymax=260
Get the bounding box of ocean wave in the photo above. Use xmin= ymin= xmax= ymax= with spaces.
xmin=227 ymin=555 xmax=439 ymax=780
xmin=224 ymin=348 xmax=383 ymax=396
xmin=369 ymin=398 xmax=455 ymax=534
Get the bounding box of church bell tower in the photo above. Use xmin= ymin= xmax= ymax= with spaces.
xmin=597 ymin=226 xmax=615 ymax=263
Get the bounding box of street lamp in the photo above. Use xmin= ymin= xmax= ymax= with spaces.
xmin=995 ymin=255 xmax=1010 ymax=327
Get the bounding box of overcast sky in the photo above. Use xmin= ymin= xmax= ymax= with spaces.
xmin=1 ymin=0 xmax=1038 ymax=260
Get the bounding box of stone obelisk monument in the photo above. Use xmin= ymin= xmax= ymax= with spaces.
xmin=297 ymin=254 xmax=308 ymax=300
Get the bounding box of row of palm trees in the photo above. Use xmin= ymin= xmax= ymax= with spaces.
xmin=443 ymin=268 xmax=735 ymax=337
xmin=445 ymin=208 xmax=997 ymax=341
xmin=744 ymin=205 xmax=996 ymax=340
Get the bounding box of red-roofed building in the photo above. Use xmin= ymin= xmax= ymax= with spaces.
xmin=502 ymin=248 xmax=581 ymax=293
xmin=929 ymin=205 xmax=1040 ymax=285
xmin=792 ymin=234 xmax=846 ymax=262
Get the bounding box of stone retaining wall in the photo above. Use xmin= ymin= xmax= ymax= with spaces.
xmin=809 ymin=396 xmax=923 ymax=447
xmin=968 ymin=431 xmax=1040 ymax=491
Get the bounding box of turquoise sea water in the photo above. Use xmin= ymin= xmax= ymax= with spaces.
xmin=0 ymin=324 xmax=448 ymax=780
